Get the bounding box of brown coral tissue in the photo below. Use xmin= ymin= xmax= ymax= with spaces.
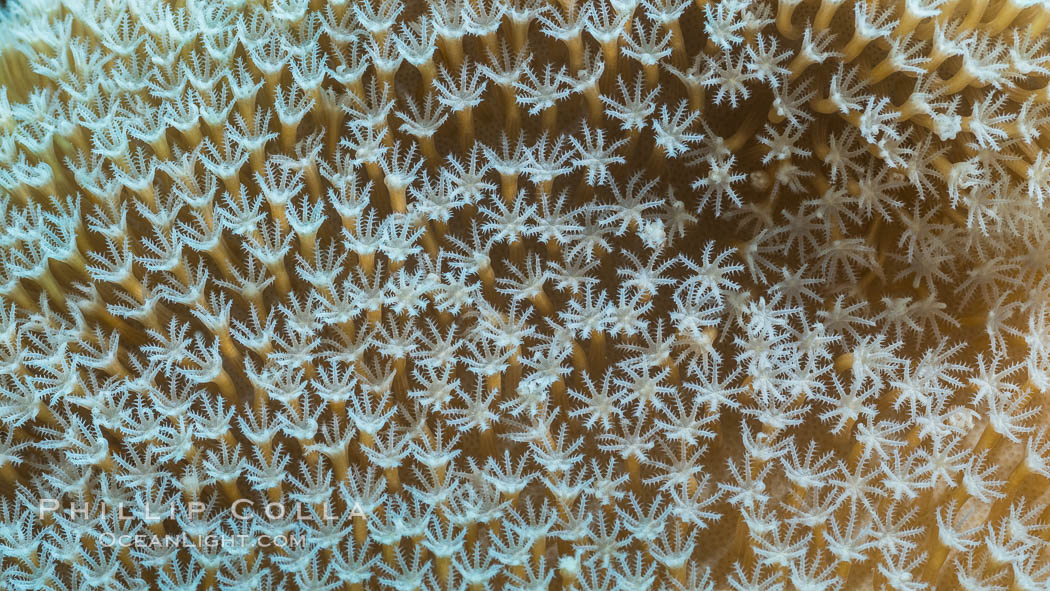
xmin=1 ymin=0 xmax=1050 ymax=589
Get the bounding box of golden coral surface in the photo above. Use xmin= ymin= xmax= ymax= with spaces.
xmin=0 ymin=0 xmax=1050 ymax=590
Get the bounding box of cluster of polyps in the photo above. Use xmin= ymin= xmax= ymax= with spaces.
xmin=1 ymin=0 xmax=1050 ymax=589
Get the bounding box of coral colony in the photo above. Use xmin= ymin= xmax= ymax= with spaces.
xmin=1 ymin=0 xmax=1050 ymax=589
